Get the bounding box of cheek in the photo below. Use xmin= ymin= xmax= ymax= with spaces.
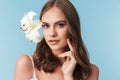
xmin=60 ymin=31 xmax=68 ymax=42
xmin=43 ymin=31 xmax=46 ymax=37
xmin=60 ymin=29 xmax=68 ymax=38
xmin=43 ymin=31 xmax=48 ymax=40
xmin=43 ymin=29 xmax=48 ymax=34
xmin=61 ymin=35 xmax=68 ymax=47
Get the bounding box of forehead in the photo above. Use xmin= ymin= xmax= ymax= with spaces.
xmin=41 ymin=7 xmax=66 ymax=23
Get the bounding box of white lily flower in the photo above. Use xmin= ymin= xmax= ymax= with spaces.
xmin=20 ymin=11 xmax=42 ymax=43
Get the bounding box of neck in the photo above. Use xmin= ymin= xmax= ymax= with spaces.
xmin=52 ymin=47 xmax=69 ymax=63
xmin=52 ymin=49 xmax=64 ymax=56
xmin=52 ymin=46 xmax=69 ymax=56
xmin=53 ymin=50 xmax=65 ymax=63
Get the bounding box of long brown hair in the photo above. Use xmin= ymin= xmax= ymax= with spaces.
xmin=33 ymin=0 xmax=91 ymax=80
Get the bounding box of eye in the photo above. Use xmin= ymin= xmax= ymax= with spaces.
xmin=57 ymin=23 xmax=65 ymax=28
xmin=42 ymin=24 xmax=49 ymax=29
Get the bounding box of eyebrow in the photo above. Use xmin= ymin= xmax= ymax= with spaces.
xmin=42 ymin=20 xmax=67 ymax=25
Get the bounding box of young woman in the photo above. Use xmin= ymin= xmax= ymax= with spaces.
xmin=14 ymin=0 xmax=99 ymax=80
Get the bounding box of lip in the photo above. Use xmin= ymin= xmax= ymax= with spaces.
xmin=48 ymin=40 xmax=60 ymax=45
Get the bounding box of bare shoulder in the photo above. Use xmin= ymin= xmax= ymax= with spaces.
xmin=14 ymin=54 xmax=33 ymax=80
xmin=16 ymin=55 xmax=32 ymax=68
xmin=91 ymin=63 xmax=99 ymax=74
xmin=87 ymin=63 xmax=99 ymax=80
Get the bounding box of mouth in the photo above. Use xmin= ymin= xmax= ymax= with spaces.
xmin=48 ymin=40 xmax=60 ymax=45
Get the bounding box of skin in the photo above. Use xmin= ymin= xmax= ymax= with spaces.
xmin=14 ymin=7 xmax=99 ymax=80
xmin=41 ymin=7 xmax=69 ymax=56
xmin=41 ymin=7 xmax=76 ymax=80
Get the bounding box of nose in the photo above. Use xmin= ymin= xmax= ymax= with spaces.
xmin=49 ymin=27 xmax=57 ymax=37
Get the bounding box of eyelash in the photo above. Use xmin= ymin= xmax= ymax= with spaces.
xmin=57 ymin=23 xmax=65 ymax=28
xmin=41 ymin=23 xmax=65 ymax=29
xmin=42 ymin=24 xmax=49 ymax=28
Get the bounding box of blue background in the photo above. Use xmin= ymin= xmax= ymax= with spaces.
xmin=0 ymin=0 xmax=120 ymax=80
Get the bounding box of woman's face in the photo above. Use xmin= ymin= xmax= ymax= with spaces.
xmin=41 ymin=7 xmax=69 ymax=54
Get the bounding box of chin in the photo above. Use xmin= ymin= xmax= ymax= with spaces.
xmin=49 ymin=44 xmax=68 ymax=53
xmin=49 ymin=45 xmax=62 ymax=51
